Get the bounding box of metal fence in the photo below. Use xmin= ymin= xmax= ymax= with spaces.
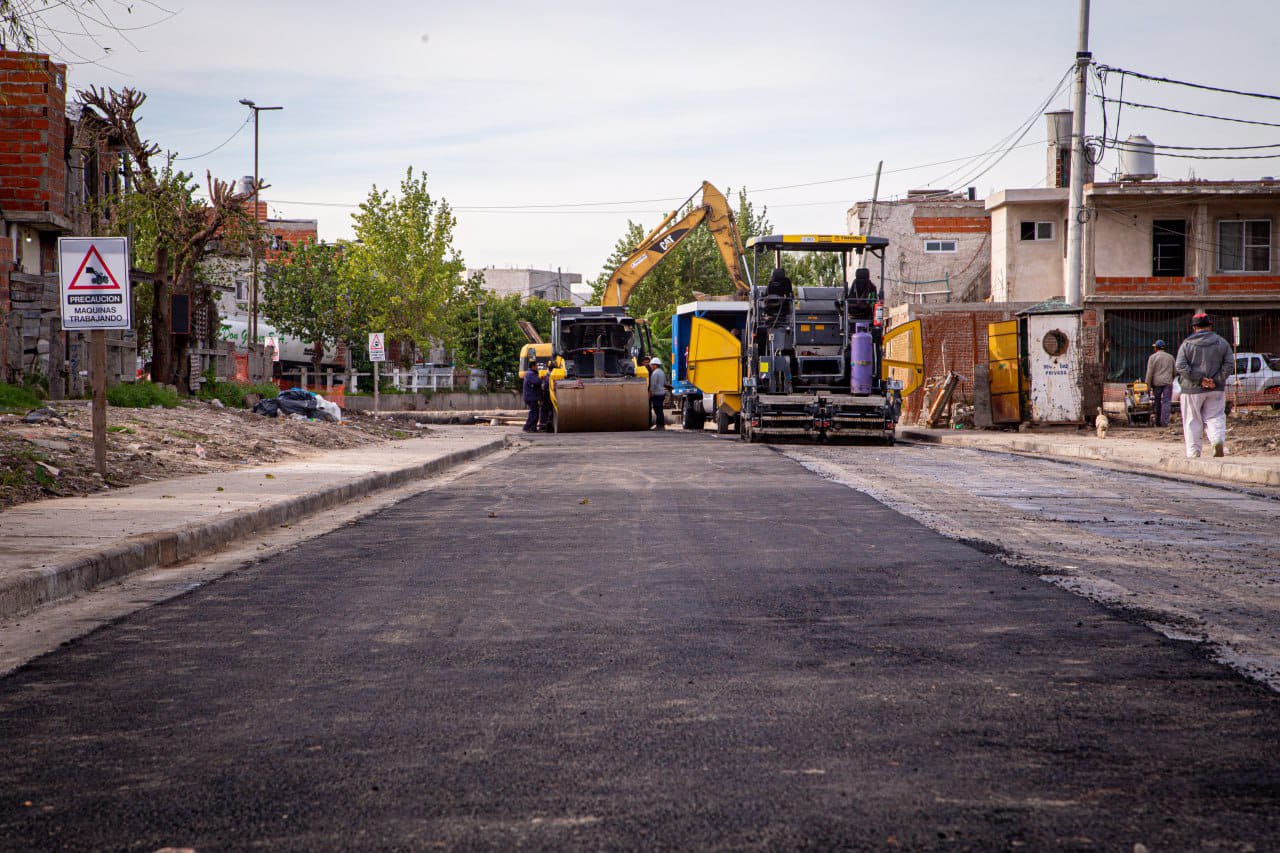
xmin=1103 ymin=308 xmax=1280 ymax=381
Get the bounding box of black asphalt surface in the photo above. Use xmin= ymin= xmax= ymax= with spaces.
xmin=1 ymin=432 xmax=1278 ymax=851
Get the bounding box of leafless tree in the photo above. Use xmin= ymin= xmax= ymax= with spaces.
xmin=80 ymin=85 xmax=262 ymax=388
xmin=1 ymin=1 xmax=175 ymax=68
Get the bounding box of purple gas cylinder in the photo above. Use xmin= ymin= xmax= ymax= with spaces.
xmin=850 ymin=322 xmax=874 ymax=394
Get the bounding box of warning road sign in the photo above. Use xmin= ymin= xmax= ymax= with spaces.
xmin=368 ymin=332 xmax=386 ymax=362
xmin=59 ymin=237 xmax=131 ymax=330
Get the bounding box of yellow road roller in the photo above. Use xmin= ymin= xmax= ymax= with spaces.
xmin=548 ymin=306 xmax=654 ymax=433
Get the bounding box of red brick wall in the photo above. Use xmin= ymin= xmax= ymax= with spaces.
xmin=899 ymin=306 xmax=1100 ymax=424
xmin=1208 ymin=275 xmax=1280 ymax=293
xmin=912 ymin=216 xmax=990 ymax=234
xmin=1095 ymin=276 xmax=1196 ymax=294
xmin=0 ymin=51 xmax=67 ymax=219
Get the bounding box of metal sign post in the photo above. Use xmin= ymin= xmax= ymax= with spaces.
xmin=58 ymin=237 xmax=131 ymax=477
xmin=369 ymin=332 xmax=386 ymax=416
xmin=1232 ymin=316 xmax=1241 ymax=410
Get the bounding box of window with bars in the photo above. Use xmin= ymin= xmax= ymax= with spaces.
xmin=1152 ymin=219 xmax=1187 ymax=277
xmin=1217 ymin=219 xmax=1271 ymax=272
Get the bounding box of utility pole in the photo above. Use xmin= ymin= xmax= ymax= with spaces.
xmin=476 ymin=300 xmax=483 ymax=363
xmin=238 ymin=98 xmax=283 ymax=344
xmin=1065 ymin=0 xmax=1091 ymax=307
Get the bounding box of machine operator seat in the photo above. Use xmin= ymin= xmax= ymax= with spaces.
xmin=849 ymin=268 xmax=876 ymax=318
xmin=762 ymin=268 xmax=793 ymax=314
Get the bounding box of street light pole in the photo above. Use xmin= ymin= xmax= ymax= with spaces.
xmin=238 ymin=98 xmax=283 ymax=345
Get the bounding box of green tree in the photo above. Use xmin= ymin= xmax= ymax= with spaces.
xmin=441 ymin=280 xmax=560 ymax=389
xmin=343 ymin=168 xmax=464 ymax=363
xmin=262 ymin=240 xmax=371 ymax=374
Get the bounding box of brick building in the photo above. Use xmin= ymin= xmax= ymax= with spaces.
xmin=198 ymin=192 xmax=335 ymax=370
xmin=990 ymin=179 xmax=1280 ymax=381
xmin=1 ymin=49 xmax=131 ymax=391
xmin=847 ymin=189 xmax=991 ymax=306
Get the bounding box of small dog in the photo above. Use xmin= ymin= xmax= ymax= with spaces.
xmin=1095 ymin=407 xmax=1110 ymax=439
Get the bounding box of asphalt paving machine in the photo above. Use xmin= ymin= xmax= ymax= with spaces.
xmin=738 ymin=234 xmax=921 ymax=443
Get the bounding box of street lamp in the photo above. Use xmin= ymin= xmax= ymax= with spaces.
xmin=238 ymin=98 xmax=283 ymax=345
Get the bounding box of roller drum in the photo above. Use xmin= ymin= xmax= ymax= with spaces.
xmin=552 ymin=377 xmax=651 ymax=432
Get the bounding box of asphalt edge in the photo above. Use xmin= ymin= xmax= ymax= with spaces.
xmin=0 ymin=436 xmax=511 ymax=621
xmin=900 ymin=429 xmax=1280 ymax=488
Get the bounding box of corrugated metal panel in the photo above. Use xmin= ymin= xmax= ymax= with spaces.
xmin=988 ymin=319 xmax=1021 ymax=424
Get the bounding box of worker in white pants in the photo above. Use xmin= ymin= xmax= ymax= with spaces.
xmin=1175 ymin=312 xmax=1233 ymax=459
xmin=1179 ymin=389 xmax=1226 ymax=458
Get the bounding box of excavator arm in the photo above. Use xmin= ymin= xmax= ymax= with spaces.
xmin=601 ymin=181 xmax=751 ymax=307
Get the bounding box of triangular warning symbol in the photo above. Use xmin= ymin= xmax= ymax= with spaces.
xmin=67 ymin=245 xmax=122 ymax=291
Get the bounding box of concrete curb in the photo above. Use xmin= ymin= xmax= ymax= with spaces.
xmin=900 ymin=429 xmax=1280 ymax=489
xmin=0 ymin=437 xmax=511 ymax=621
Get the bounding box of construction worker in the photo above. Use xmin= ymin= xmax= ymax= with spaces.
xmin=521 ymin=361 xmax=542 ymax=432
xmin=648 ymin=357 xmax=667 ymax=430
xmin=537 ymin=362 xmax=553 ymax=431
xmin=1175 ymin=313 xmax=1232 ymax=458
xmin=1145 ymin=339 xmax=1176 ymax=427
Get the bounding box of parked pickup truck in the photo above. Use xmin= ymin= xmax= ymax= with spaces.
xmin=1174 ymin=351 xmax=1280 ymax=410
xmin=1228 ymin=352 xmax=1280 ymax=396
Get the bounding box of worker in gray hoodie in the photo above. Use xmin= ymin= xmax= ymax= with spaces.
xmin=1174 ymin=313 xmax=1232 ymax=458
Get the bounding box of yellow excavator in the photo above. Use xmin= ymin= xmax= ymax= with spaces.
xmin=548 ymin=181 xmax=751 ymax=432
xmin=601 ymin=181 xmax=751 ymax=307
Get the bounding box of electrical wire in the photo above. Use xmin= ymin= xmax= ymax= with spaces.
xmin=257 ymin=141 xmax=1050 ymax=214
xmin=173 ymin=116 xmax=252 ymax=162
xmin=921 ymin=64 xmax=1073 ymax=195
xmin=1100 ymin=98 xmax=1280 ymax=129
xmin=1111 ymin=149 xmax=1280 ymax=161
xmin=1095 ymin=65 xmax=1280 ymax=103
xmin=1127 ymin=141 xmax=1280 ymax=151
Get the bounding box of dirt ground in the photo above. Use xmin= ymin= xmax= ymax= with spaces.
xmin=0 ymin=400 xmax=423 ymax=510
xmin=1106 ymin=405 xmax=1280 ymax=456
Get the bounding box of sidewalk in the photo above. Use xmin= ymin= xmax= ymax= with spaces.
xmin=899 ymin=426 xmax=1280 ymax=489
xmin=0 ymin=426 xmax=512 ymax=620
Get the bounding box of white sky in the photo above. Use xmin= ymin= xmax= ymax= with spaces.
xmin=34 ymin=0 xmax=1280 ymax=280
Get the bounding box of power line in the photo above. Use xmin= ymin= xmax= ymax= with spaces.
xmin=173 ymin=116 xmax=252 ymax=161
xmin=927 ymin=65 xmax=1074 ymax=192
xmin=1096 ymin=65 xmax=1280 ymax=103
xmin=1129 ymin=141 xmax=1280 ymax=152
xmin=1111 ymin=144 xmax=1280 ymax=161
xmin=259 ymin=141 xmax=1051 ymax=214
xmin=1100 ymin=97 xmax=1280 ymax=129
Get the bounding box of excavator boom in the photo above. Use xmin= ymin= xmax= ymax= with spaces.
xmin=601 ymin=181 xmax=750 ymax=307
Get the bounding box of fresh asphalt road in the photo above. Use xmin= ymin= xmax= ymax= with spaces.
xmin=1 ymin=432 xmax=1277 ymax=851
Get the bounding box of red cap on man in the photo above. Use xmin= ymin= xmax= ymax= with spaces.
xmin=1191 ymin=313 xmax=1212 ymax=328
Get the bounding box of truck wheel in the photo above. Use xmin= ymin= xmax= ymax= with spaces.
xmin=716 ymin=408 xmax=731 ymax=435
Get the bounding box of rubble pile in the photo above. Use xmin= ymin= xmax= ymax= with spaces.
xmin=0 ymin=399 xmax=425 ymax=509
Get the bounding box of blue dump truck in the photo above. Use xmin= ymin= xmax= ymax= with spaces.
xmin=671 ymin=300 xmax=750 ymax=433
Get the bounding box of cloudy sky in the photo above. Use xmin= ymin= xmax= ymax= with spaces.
xmin=33 ymin=0 xmax=1280 ymax=281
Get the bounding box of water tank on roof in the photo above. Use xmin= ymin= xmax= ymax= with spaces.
xmin=1119 ymin=135 xmax=1157 ymax=181
xmin=237 ymin=175 xmax=255 ymax=196
xmin=1045 ymin=110 xmax=1073 ymax=148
